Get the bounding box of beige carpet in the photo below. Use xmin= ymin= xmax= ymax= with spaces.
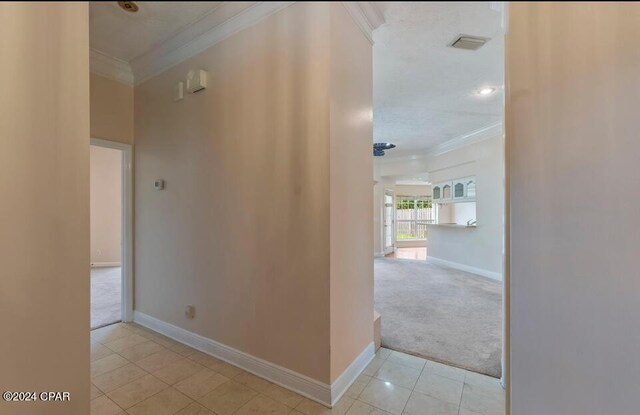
xmin=374 ymin=258 xmax=502 ymax=378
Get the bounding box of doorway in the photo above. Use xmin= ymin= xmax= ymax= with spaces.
xmin=90 ymin=138 xmax=132 ymax=329
xmin=371 ymin=1 xmax=505 ymax=393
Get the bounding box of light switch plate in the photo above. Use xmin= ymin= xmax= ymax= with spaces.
xmin=173 ymin=81 xmax=184 ymax=102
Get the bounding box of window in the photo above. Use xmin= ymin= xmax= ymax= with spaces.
xmin=396 ymin=195 xmax=434 ymax=240
xmin=454 ymin=182 xmax=465 ymax=198
xmin=442 ymin=184 xmax=452 ymax=199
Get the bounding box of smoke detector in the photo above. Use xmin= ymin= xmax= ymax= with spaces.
xmin=118 ymin=1 xmax=139 ymax=13
xmin=449 ymin=35 xmax=489 ymax=51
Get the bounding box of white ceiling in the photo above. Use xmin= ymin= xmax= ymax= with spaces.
xmin=373 ymin=2 xmax=504 ymax=158
xmin=89 ymin=2 xmax=223 ymax=62
xmin=89 ymin=2 xmax=502 ymax=157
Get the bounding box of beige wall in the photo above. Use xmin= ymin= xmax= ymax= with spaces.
xmin=90 ymin=73 xmax=134 ymax=144
xmin=134 ymin=3 xmax=371 ymax=384
xmin=329 ymin=2 xmax=374 ymax=381
xmin=90 ymin=145 xmax=122 ymax=265
xmin=0 ymin=3 xmax=90 ymax=414
xmin=507 ymin=3 xmax=640 ymax=413
xmin=372 ymin=172 xmax=383 ymax=255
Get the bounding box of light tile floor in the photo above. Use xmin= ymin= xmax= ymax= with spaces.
xmin=91 ymin=323 xmax=505 ymax=415
xmin=385 ymin=248 xmax=427 ymax=261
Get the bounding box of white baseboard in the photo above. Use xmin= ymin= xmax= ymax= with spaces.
xmin=91 ymin=262 xmax=121 ymax=268
xmin=374 ymin=252 xmax=385 ymax=258
xmin=330 ymin=342 xmax=375 ymax=406
xmin=133 ymin=311 xmax=373 ymax=407
xmin=427 ymin=256 xmax=502 ymax=281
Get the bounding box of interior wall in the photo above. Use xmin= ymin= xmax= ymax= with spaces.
xmin=328 ymin=2 xmax=374 ymax=382
xmin=508 ymin=3 xmax=640 ymax=414
xmin=394 ymin=184 xmax=432 ymax=196
xmin=0 ymin=3 xmax=90 ymax=414
xmin=427 ymin=136 xmax=504 ymax=277
xmin=90 ymin=145 xmax=122 ymax=265
xmin=373 ymin=180 xmax=382 ymax=255
xmin=134 ymin=2 xmax=332 ymax=382
xmin=90 ymin=72 xmax=134 ymax=144
xmin=372 ymin=169 xmax=392 ymax=255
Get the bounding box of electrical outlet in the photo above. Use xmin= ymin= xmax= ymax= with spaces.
xmin=185 ymin=305 xmax=195 ymax=319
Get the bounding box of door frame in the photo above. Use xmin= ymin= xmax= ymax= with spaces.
xmin=90 ymin=137 xmax=134 ymax=322
xmin=383 ymin=189 xmax=395 ymax=255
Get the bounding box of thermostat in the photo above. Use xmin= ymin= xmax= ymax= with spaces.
xmin=154 ymin=179 xmax=165 ymax=190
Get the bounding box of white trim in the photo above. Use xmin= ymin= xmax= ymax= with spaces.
xmin=329 ymin=342 xmax=375 ymax=406
xmin=395 ymin=180 xmax=430 ymax=186
xmin=489 ymin=2 xmax=508 ymax=34
xmin=374 ymin=252 xmax=385 ymax=258
xmin=133 ymin=312 xmax=330 ymax=404
xmin=91 ymin=138 xmax=134 ymax=322
xmin=342 ymin=2 xmax=385 ymax=45
xmin=131 ymin=2 xmax=295 ymax=85
xmin=91 ymin=262 xmax=122 ymax=268
xmin=378 ymin=123 xmax=503 ymax=164
xmin=133 ymin=311 xmax=373 ymax=407
xmin=93 ymin=2 xmax=384 ymax=86
xmin=90 ymin=49 xmax=134 ymax=86
xmin=427 ymin=256 xmax=502 ymax=281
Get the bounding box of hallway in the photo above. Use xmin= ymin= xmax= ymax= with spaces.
xmin=91 ymin=267 xmax=121 ymax=329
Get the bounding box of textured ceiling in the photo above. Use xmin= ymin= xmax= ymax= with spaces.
xmin=89 ymin=2 xmax=222 ymax=62
xmin=90 ymin=2 xmax=503 ymax=159
xmin=373 ymin=2 xmax=504 ymax=158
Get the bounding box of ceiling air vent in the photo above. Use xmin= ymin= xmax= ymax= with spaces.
xmin=449 ymin=35 xmax=489 ymax=50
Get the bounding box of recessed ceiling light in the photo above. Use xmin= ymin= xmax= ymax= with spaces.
xmin=478 ymin=87 xmax=496 ymax=96
xmin=118 ymin=1 xmax=139 ymax=13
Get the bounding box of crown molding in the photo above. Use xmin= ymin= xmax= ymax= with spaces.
xmin=377 ymin=123 xmax=503 ymax=164
xmin=131 ymin=2 xmax=295 ymax=85
xmin=89 ymin=49 xmax=134 ymax=86
xmin=91 ymin=2 xmax=384 ymax=86
xmin=489 ymin=2 xmax=508 ymax=34
xmin=342 ymin=2 xmax=385 ymax=45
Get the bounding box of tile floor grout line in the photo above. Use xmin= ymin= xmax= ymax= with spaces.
xmin=456 ymin=371 xmax=467 ymax=415
xmin=92 ymin=324 xmax=503 ymax=415
xmin=123 ymin=384 xmax=194 ymax=414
